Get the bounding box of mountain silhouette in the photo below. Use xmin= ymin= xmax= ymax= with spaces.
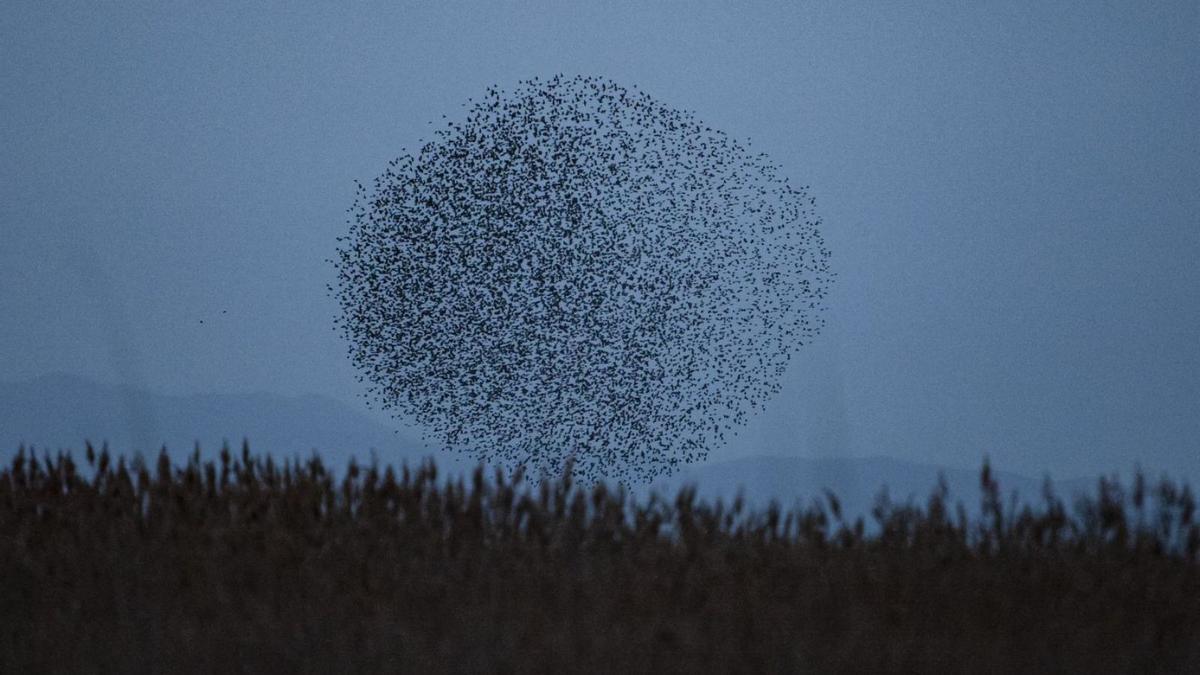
xmin=2 ymin=373 xmax=1100 ymax=515
xmin=0 ymin=373 xmax=433 ymax=474
xmin=643 ymin=454 xmax=1098 ymax=523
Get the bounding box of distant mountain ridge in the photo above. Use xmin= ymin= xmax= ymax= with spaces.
xmin=643 ymin=454 xmax=1101 ymax=522
xmin=2 ymin=373 xmax=1108 ymax=517
xmin=0 ymin=372 xmax=430 ymax=472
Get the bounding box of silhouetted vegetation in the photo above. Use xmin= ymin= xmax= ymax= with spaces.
xmin=3 ymin=442 xmax=1198 ymax=673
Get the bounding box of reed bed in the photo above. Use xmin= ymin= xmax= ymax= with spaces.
xmin=2 ymin=442 xmax=1198 ymax=673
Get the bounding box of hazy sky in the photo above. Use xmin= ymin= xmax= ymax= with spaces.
xmin=2 ymin=1 xmax=1197 ymax=481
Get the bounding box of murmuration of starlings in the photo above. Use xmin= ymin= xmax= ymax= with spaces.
xmin=331 ymin=74 xmax=834 ymax=485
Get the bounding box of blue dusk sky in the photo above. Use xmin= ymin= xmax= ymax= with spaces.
xmin=2 ymin=1 xmax=1197 ymax=482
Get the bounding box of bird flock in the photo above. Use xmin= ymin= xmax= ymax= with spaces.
xmin=331 ymin=75 xmax=833 ymax=485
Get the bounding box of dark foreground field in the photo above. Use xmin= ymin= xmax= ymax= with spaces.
xmin=3 ymin=444 xmax=1198 ymax=674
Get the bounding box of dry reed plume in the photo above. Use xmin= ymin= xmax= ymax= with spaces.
xmin=2 ymin=442 xmax=1198 ymax=673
